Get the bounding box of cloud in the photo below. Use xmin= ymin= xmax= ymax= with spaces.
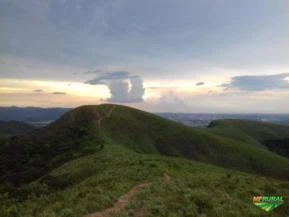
xmin=147 ymin=86 xmax=179 ymax=90
xmin=84 ymin=69 xmax=104 ymax=74
xmin=221 ymin=73 xmax=289 ymax=91
xmin=85 ymin=71 xmax=145 ymax=103
xmin=143 ymin=92 xmax=189 ymax=112
xmin=53 ymin=91 xmax=66 ymax=95
xmin=85 ymin=71 xmax=131 ymax=84
xmin=108 ymin=80 xmax=129 ymax=102
xmin=34 ymin=89 xmax=43 ymax=92
xmin=195 ymin=82 xmax=205 ymax=86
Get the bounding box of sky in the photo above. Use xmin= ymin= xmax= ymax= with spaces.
xmin=1 ymin=0 xmax=289 ymax=113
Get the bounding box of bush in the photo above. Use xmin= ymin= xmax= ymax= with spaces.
xmin=0 ymin=193 xmax=20 ymax=217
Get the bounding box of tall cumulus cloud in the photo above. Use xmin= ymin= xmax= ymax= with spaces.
xmin=85 ymin=71 xmax=145 ymax=103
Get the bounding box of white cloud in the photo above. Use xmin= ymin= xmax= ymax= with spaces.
xmin=85 ymin=71 xmax=145 ymax=103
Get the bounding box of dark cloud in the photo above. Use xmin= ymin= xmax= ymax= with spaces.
xmin=221 ymin=73 xmax=289 ymax=91
xmin=53 ymin=92 xmax=66 ymax=95
xmin=195 ymin=82 xmax=205 ymax=86
xmin=85 ymin=71 xmax=131 ymax=84
xmin=34 ymin=89 xmax=43 ymax=92
xmin=84 ymin=69 xmax=104 ymax=74
xmin=85 ymin=71 xmax=145 ymax=103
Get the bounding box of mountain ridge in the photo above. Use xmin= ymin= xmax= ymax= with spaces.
xmin=39 ymin=104 xmax=289 ymax=179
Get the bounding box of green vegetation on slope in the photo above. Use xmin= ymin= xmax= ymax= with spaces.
xmin=93 ymin=104 xmax=289 ymax=179
xmin=208 ymin=119 xmax=289 ymax=159
xmin=2 ymin=104 xmax=289 ymax=187
xmin=0 ymin=121 xmax=35 ymax=137
xmin=0 ymin=125 xmax=104 ymax=186
xmin=1 ymin=141 xmax=289 ymax=217
xmin=208 ymin=119 xmax=289 ymax=148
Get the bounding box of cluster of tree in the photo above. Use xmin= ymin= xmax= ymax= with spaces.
xmin=0 ymin=126 xmax=104 ymax=192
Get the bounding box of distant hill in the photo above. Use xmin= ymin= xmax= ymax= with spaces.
xmin=1 ymin=104 xmax=289 ymax=217
xmin=209 ymin=119 xmax=289 ymax=142
xmin=159 ymin=113 xmax=289 ymax=127
xmin=1 ymin=106 xmax=289 ymax=128
xmin=0 ymin=121 xmax=35 ymax=137
xmin=0 ymin=107 xmax=70 ymax=123
xmin=208 ymin=119 xmax=289 ymax=158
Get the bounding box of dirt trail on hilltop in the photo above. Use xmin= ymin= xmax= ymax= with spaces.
xmin=84 ymin=182 xmax=152 ymax=217
xmin=95 ymin=105 xmax=116 ymax=128
xmin=106 ymin=105 xmax=115 ymax=118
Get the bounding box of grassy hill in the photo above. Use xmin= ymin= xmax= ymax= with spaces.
xmin=208 ymin=119 xmax=289 ymax=147
xmin=2 ymin=104 xmax=289 ymax=185
xmin=208 ymin=119 xmax=289 ymax=159
xmin=49 ymin=104 xmax=289 ymax=180
xmin=1 ymin=104 xmax=289 ymax=217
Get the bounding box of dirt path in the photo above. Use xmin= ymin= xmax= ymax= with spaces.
xmin=84 ymin=174 xmax=172 ymax=217
xmin=95 ymin=105 xmax=116 ymax=129
xmin=106 ymin=105 xmax=116 ymax=118
xmin=163 ymin=173 xmax=171 ymax=184
xmin=84 ymin=182 xmax=152 ymax=217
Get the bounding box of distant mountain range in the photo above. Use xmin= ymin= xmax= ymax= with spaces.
xmin=0 ymin=107 xmax=70 ymax=126
xmin=1 ymin=106 xmax=289 ymax=128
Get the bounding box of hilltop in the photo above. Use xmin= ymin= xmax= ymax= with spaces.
xmin=1 ymin=104 xmax=289 ymax=217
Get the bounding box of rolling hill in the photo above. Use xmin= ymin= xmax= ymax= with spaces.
xmin=208 ymin=119 xmax=289 ymax=147
xmin=0 ymin=104 xmax=289 ymax=217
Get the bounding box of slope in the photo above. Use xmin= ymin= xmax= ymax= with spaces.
xmin=208 ymin=119 xmax=289 ymax=158
xmin=88 ymin=104 xmax=289 ymax=179
xmin=1 ymin=141 xmax=289 ymax=217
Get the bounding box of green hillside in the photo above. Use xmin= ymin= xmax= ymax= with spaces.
xmin=208 ymin=119 xmax=289 ymax=147
xmin=2 ymin=104 xmax=289 ymax=185
xmin=208 ymin=119 xmax=289 ymax=159
xmin=1 ymin=141 xmax=289 ymax=217
xmin=1 ymin=104 xmax=289 ymax=217
xmin=52 ymin=104 xmax=289 ymax=180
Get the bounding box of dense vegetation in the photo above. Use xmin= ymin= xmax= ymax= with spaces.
xmin=0 ymin=121 xmax=35 ymax=137
xmin=0 ymin=126 xmax=104 ymax=186
xmin=1 ymin=142 xmax=289 ymax=217
xmin=0 ymin=104 xmax=289 ymax=217
xmin=96 ymin=105 xmax=289 ymax=179
xmin=208 ymin=119 xmax=289 ymax=148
